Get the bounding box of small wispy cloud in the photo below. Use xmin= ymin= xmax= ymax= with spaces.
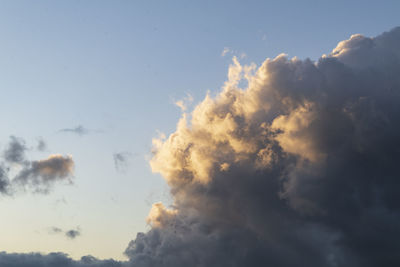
xmin=262 ymin=34 xmax=267 ymax=41
xmin=113 ymin=152 xmax=133 ymax=173
xmin=221 ymin=47 xmax=246 ymax=59
xmin=65 ymin=228 xmax=81 ymax=239
xmin=14 ymin=154 xmax=74 ymax=194
xmin=48 ymin=227 xmax=63 ymax=234
xmin=221 ymin=47 xmax=231 ymax=57
xmin=58 ymin=125 xmax=90 ymax=136
xmin=36 ymin=137 xmax=47 ymax=152
xmin=0 ymin=136 xmax=75 ymax=195
xmin=174 ymin=93 xmax=194 ymax=112
xmin=48 ymin=226 xmax=81 ymax=240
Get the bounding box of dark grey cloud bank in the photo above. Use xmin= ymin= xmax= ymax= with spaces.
xmin=0 ymin=253 xmax=122 ymax=267
xmin=0 ymin=136 xmax=74 ymax=195
xmin=2 ymin=27 xmax=400 ymax=267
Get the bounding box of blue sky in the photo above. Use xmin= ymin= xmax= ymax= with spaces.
xmin=0 ymin=0 xmax=399 ymax=261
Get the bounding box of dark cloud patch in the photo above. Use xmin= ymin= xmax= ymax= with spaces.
xmin=13 ymin=154 xmax=74 ymax=194
xmin=36 ymin=138 xmax=47 ymax=152
xmin=48 ymin=227 xmax=81 ymax=240
xmin=59 ymin=125 xmax=90 ymax=136
xmin=3 ymin=136 xmax=27 ymax=164
xmin=0 ymin=252 xmax=123 ymax=267
xmin=49 ymin=227 xmax=63 ymax=234
xmin=0 ymin=137 xmax=74 ymax=196
xmin=65 ymin=228 xmax=81 ymax=239
xmin=0 ymin=166 xmax=10 ymax=194
xmin=122 ymin=27 xmax=400 ymax=267
xmin=113 ymin=152 xmax=132 ymax=172
xmin=0 ymin=137 xmax=74 ymax=195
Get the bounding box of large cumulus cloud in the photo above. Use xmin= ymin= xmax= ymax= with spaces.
xmin=124 ymin=27 xmax=400 ymax=267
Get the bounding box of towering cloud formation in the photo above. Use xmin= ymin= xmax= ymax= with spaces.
xmin=125 ymin=27 xmax=400 ymax=267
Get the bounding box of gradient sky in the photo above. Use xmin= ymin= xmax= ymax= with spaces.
xmin=0 ymin=0 xmax=399 ymax=261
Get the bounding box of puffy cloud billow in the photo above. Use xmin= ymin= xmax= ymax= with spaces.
xmin=124 ymin=27 xmax=400 ymax=267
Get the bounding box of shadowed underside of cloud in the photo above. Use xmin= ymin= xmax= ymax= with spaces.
xmin=2 ymin=27 xmax=400 ymax=267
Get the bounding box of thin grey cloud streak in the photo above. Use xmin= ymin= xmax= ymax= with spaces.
xmin=49 ymin=227 xmax=63 ymax=234
xmin=0 ymin=136 xmax=75 ymax=195
xmin=1 ymin=27 xmax=400 ymax=267
xmin=59 ymin=125 xmax=90 ymax=136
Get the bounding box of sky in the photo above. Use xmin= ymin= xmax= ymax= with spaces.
xmin=0 ymin=0 xmax=400 ymax=265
